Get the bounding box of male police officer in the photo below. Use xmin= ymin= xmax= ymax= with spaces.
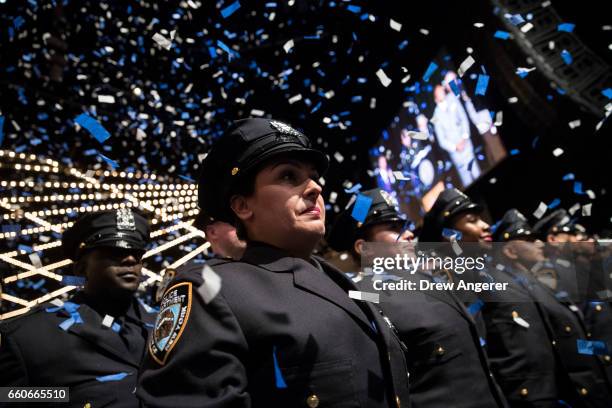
xmin=0 ymin=209 xmax=156 ymax=407
xmin=484 ymin=209 xmax=612 ymax=407
xmin=328 ymin=188 xmax=508 ymax=408
xmin=138 ymin=118 xmax=411 ymax=407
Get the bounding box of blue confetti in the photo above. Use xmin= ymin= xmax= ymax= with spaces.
xmin=479 ymin=337 xmax=487 ymax=347
xmin=220 ymin=1 xmax=241 ymax=18
xmin=347 ymin=5 xmax=361 ymax=14
xmin=74 ymin=113 xmax=110 ymax=143
xmin=510 ymin=149 xmax=520 ymax=156
xmin=96 ymin=372 xmax=131 ymax=382
xmin=351 ymin=194 xmax=373 ymax=223
xmin=0 ymin=116 xmax=4 ymax=147
xmin=577 ymin=339 xmax=609 ymax=356
xmin=179 ymin=174 xmax=195 ymax=182
xmin=344 ymin=183 xmax=362 ymax=194
xmin=98 ymin=153 xmax=119 ymax=169
xmin=111 ymin=322 xmax=121 ymax=332
xmin=448 ymin=80 xmax=460 ymax=96
xmin=493 ymin=30 xmax=510 ymax=40
xmin=422 ymin=62 xmax=438 ymax=83
xmin=560 ymin=49 xmax=572 ymax=65
xmin=547 ymin=198 xmax=561 ymax=209
xmin=17 ymin=244 xmax=33 ymax=253
xmin=14 ymin=16 xmax=25 ymax=29
xmin=507 ymin=14 xmax=525 ymax=26
xmin=562 ymin=173 xmax=575 ymax=181
xmin=573 ymin=181 xmax=584 ymax=195
xmin=442 ymin=228 xmax=463 ymax=241
xmin=475 ymin=74 xmax=490 ymax=96
xmin=61 ymin=275 xmax=87 ymax=286
xmin=601 ymin=88 xmax=612 ymax=99
xmin=272 ymin=347 xmax=287 ymax=389
xmin=557 ymin=23 xmax=575 ymax=33
xmin=467 ymin=299 xmax=484 ymax=315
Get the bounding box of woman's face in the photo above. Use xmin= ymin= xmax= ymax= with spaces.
xmin=238 ymin=158 xmax=325 ymax=255
xmin=450 ymin=211 xmax=492 ymax=244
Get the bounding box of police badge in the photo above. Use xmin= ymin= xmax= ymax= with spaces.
xmin=380 ymin=190 xmax=398 ymax=208
xmin=116 ymin=209 xmax=137 ymax=231
xmin=149 ymin=282 xmax=192 ymax=365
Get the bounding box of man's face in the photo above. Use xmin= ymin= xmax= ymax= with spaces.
xmin=205 ymin=221 xmax=246 ymax=259
xmin=239 ymin=158 xmax=325 ymax=253
xmin=450 ymin=211 xmax=492 ymax=245
xmin=400 ymin=129 xmax=412 ymax=147
xmin=80 ymin=247 xmax=144 ymax=295
xmin=504 ymin=239 xmax=546 ymax=267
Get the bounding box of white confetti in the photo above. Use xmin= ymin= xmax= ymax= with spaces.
xmin=548 ymin=41 xmax=555 ymax=50
xmin=198 ymin=265 xmax=222 ymax=304
xmin=370 ymin=97 xmax=377 ymax=109
xmin=28 ymin=253 xmax=42 ymax=268
xmin=97 ymin=95 xmax=116 ymax=104
xmin=474 ymin=22 xmax=484 ymax=28
xmin=329 ymin=191 xmax=337 ymax=204
xmin=533 ymin=202 xmax=548 ymax=219
xmin=568 ymin=119 xmax=581 ymax=129
xmin=401 ymin=74 xmax=411 ymax=83
xmin=586 ymin=190 xmax=596 ymax=199
xmin=102 ymin=315 xmax=114 ymax=328
xmin=568 ymin=203 xmax=581 ymax=215
xmin=376 ymin=68 xmax=392 ymax=87
xmin=419 ymin=28 xmax=430 ymax=35
xmin=508 ymin=97 xmax=518 ymax=104
xmin=50 ymin=299 xmax=64 ymax=307
xmin=489 ymin=177 xmax=497 ymax=184
xmin=250 ymin=109 xmax=265 ymax=117
xmin=393 ymin=171 xmax=409 ymax=181
xmin=581 ymin=203 xmax=592 ymax=216
xmin=513 ymin=314 xmax=530 ymax=328
xmin=494 ymin=111 xmax=504 ymax=127
xmin=389 ymin=19 xmax=402 ymax=32
xmin=283 ymin=39 xmax=295 ymax=53
xmin=555 ymin=258 xmax=571 ymax=268
xmin=552 ymin=148 xmax=564 ymax=157
xmin=288 ymin=94 xmax=302 ymax=104
xmin=458 ymin=55 xmax=476 ymax=77
xmin=152 ymin=32 xmax=173 ymax=50
xmin=348 ymin=290 xmax=380 ymax=304
xmin=520 ymin=22 xmax=534 ymax=33
xmin=334 ymin=151 xmax=344 ymax=163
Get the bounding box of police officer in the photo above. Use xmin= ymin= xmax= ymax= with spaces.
xmin=418 ymin=188 xmax=492 ymax=335
xmin=137 ymin=118 xmax=410 ymax=407
xmin=328 ymin=188 xmax=509 ymax=408
xmin=193 ymin=211 xmax=246 ymax=260
xmin=0 ymin=209 xmax=156 ymax=407
xmin=533 ymin=209 xmax=612 ymax=379
xmin=484 ymin=209 xmax=612 ymax=407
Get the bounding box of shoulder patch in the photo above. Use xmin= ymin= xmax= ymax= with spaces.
xmin=149 ymin=282 xmax=192 ymax=365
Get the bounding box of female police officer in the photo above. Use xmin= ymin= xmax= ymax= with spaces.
xmin=137 ymin=118 xmax=410 ymax=407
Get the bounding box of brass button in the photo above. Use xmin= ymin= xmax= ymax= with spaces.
xmin=580 ymin=387 xmax=588 ymax=396
xmin=587 ymin=332 xmax=592 ymax=338
xmin=595 ymin=304 xmax=603 ymax=312
xmin=520 ymin=388 xmax=528 ymax=397
xmin=564 ymin=325 xmax=572 ymax=333
xmin=435 ymin=345 xmax=445 ymax=356
xmin=511 ymin=311 xmax=519 ymax=319
xmin=231 ymin=167 xmax=239 ymax=176
xmin=84 ymin=404 xmax=92 ymax=408
xmin=604 ymin=355 xmax=611 ymax=362
xmin=306 ymin=394 xmax=320 ymax=408
xmin=552 ymin=340 xmax=557 ymax=346
xmin=396 ymin=395 xmax=401 ymax=407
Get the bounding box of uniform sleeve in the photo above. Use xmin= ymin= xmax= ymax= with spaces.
xmin=137 ymin=281 xmax=251 ymax=408
xmin=0 ymin=324 xmax=29 ymax=386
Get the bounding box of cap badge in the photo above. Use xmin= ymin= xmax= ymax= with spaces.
xmin=380 ymin=190 xmax=398 ymax=207
xmin=231 ymin=167 xmax=239 ymax=176
xmin=116 ymin=209 xmax=137 ymax=231
xmin=270 ymin=120 xmax=302 ymax=138
xmin=116 ymin=240 xmax=130 ymax=248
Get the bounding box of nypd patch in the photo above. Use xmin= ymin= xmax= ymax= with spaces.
xmin=149 ymin=282 xmax=192 ymax=365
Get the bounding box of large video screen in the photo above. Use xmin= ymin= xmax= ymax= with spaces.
xmin=370 ymin=51 xmax=508 ymax=222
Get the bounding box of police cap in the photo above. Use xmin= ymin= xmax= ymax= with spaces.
xmin=61 ymin=209 xmax=150 ymax=261
xmin=419 ymin=188 xmax=482 ymax=242
xmin=327 ymin=188 xmax=407 ymax=252
xmin=492 ymin=209 xmax=534 ymax=242
xmin=198 ymin=118 xmax=329 ymax=223
xmin=532 ymin=209 xmax=586 ymax=239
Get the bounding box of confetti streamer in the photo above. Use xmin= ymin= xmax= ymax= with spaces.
xmin=457 ymin=55 xmax=475 ymax=77
xmin=351 ymin=194 xmax=373 ymax=223
xmin=96 ymin=372 xmax=131 ymax=382
xmin=475 ymin=74 xmax=490 ymax=96
xmin=493 ymin=30 xmax=510 ymax=40
xmin=348 ymin=290 xmax=380 ymax=304
xmin=198 ymin=264 xmax=222 ymax=304
xmin=272 ymin=347 xmax=288 ymax=388
xmin=422 ymin=62 xmax=438 ymax=82
xmin=220 ymin=1 xmax=241 ymax=18
xmin=74 ymin=113 xmax=110 ymax=143
xmin=532 ymin=202 xmax=548 ymax=219
xmin=560 ymin=49 xmax=573 ymax=65
xmin=376 ymin=68 xmax=392 ymax=87
xmin=558 ymin=23 xmax=576 ymax=33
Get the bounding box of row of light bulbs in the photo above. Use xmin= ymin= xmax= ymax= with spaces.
xmin=0 ymin=163 xmax=60 ymax=173
xmin=0 ymin=180 xmax=196 ymax=191
xmin=0 ymin=150 xmax=61 ymax=167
